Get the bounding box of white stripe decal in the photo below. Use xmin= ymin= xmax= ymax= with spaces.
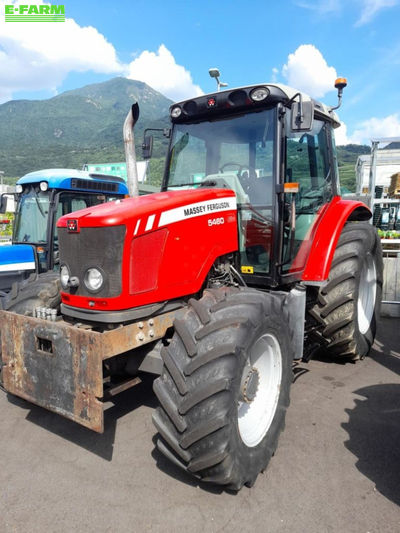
xmin=145 ymin=214 xmax=156 ymax=231
xmin=134 ymin=219 xmax=141 ymax=235
xmin=0 ymin=262 xmax=36 ymax=272
xmin=159 ymin=197 xmax=237 ymax=227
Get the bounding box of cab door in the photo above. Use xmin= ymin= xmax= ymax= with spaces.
xmin=281 ymin=117 xmax=338 ymax=278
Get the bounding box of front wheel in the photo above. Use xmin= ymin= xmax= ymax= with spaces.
xmin=0 ymin=272 xmax=61 ymax=315
xmin=0 ymin=272 xmax=61 ymax=384
xmin=309 ymin=221 xmax=383 ymax=360
xmin=152 ymin=287 xmax=294 ymax=491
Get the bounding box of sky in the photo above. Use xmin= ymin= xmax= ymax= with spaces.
xmin=1 ymin=0 xmax=400 ymax=145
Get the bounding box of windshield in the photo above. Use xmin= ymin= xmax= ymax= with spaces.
xmin=166 ymin=109 xmax=276 ymax=206
xmin=166 ymin=108 xmax=277 ymax=276
xmin=13 ymin=187 xmax=50 ymax=243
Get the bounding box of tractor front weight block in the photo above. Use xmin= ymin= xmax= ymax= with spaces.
xmin=0 ymin=310 xmax=175 ymax=432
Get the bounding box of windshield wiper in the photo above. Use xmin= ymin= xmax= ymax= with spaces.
xmin=169 ymin=180 xmax=222 ymax=188
xmin=13 ymin=240 xmax=46 ymax=245
xmin=33 ymin=189 xmax=46 ymax=218
xmin=200 ymin=180 xmax=218 ymax=187
xmin=168 ymin=183 xmax=201 ymax=188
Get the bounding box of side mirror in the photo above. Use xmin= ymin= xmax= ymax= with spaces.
xmin=291 ymin=100 xmax=314 ymax=132
xmin=142 ymin=135 xmax=154 ymax=160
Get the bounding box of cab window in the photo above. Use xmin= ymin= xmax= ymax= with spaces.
xmin=283 ymin=118 xmax=333 ymax=271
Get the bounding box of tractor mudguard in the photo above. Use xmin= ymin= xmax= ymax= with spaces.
xmin=296 ymin=197 xmax=371 ymax=283
xmin=0 ymin=244 xmax=37 ymax=292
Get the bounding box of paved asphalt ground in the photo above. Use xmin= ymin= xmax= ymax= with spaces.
xmin=1 ymin=317 xmax=399 ymax=533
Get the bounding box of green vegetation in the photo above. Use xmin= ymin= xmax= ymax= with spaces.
xmin=147 ymin=157 xmax=166 ymax=187
xmin=377 ymin=229 xmax=400 ymax=239
xmin=337 ymin=144 xmax=370 ymax=192
xmin=0 ymin=77 xmax=172 ymax=178
xmin=1 ymin=176 xmax=18 ymax=185
xmin=338 ymin=163 xmax=357 ymax=192
xmin=0 ymin=212 xmax=14 ymax=238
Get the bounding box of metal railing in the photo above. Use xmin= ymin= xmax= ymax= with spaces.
xmin=0 ymin=236 xmax=11 ymax=245
xmin=382 ymin=247 xmax=400 ymax=310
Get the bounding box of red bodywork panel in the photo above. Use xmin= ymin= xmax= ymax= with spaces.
xmin=58 ymin=189 xmax=238 ymax=311
xmin=299 ymin=196 xmax=371 ymax=282
xmin=58 ymin=190 xmax=369 ymax=314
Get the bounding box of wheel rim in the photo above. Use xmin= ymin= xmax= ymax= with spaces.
xmin=238 ymin=333 xmax=282 ymax=447
xmin=357 ymin=252 xmax=377 ymax=335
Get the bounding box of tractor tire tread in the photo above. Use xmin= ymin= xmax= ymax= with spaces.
xmin=153 ymin=286 xmax=293 ymax=490
xmin=308 ymin=221 xmax=382 ymax=360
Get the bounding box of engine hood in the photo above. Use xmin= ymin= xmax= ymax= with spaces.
xmin=57 ymin=188 xmax=236 ymax=230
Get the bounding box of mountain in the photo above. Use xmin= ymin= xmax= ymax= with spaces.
xmin=337 ymin=144 xmax=370 ymax=192
xmin=0 ymin=78 xmax=369 ymax=190
xmin=0 ymin=77 xmax=172 ymax=178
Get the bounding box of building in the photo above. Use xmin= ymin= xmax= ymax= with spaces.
xmin=0 ymin=184 xmax=16 ymax=212
xmin=355 ymin=146 xmax=400 ymax=194
xmin=85 ymin=161 xmax=149 ymax=183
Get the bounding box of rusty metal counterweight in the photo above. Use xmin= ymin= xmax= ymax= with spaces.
xmin=0 ymin=310 xmax=175 ymax=432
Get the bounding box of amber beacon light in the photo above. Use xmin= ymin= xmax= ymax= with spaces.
xmin=331 ymin=77 xmax=347 ymax=111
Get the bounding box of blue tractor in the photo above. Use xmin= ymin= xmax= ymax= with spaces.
xmin=0 ymin=168 xmax=128 ymax=313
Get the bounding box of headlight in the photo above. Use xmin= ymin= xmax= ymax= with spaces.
xmin=170 ymin=106 xmax=182 ymax=118
xmin=250 ymin=87 xmax=270 ymax=102
xmin=16 ymin=184 xmax=23 ymax=193
xmin=84 ymin=268 xmax=104 ymax=292
xmin=39 ymin=181 xmax=48 ymax=191
xmin=60 ymin=265 xmax=70 ymax=289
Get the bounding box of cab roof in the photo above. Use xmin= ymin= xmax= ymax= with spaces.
xmin=17 ymin=168 xmax=129 ymax=195
xmin=266 ymin=83 xmax=340 ymax=127
xmin=171 ymin=83 xmax=341 ymax=128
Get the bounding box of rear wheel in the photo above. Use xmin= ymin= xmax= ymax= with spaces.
xmin=309 ymin=221 xmax=382 ymax=360
xmin=152 ymin=287 xmax=293 ymax=490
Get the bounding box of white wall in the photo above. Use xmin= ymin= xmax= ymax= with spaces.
xmin=356 ymin=150 xmax=400 ymax=191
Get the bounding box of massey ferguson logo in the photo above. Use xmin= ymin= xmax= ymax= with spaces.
xmin=67 ymin=219 xmax=79 ymax=232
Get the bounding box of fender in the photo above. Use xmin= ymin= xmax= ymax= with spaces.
xmin=301 ymin=196 xmax=371 ymax=283
xmin=0 ymin=244 xmax=37 ymax=292
xmin=0 ymin=244 xmax=36 ymax=272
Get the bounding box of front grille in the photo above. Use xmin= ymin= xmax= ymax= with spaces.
xmin=59 ymin=225 xmax=125 ymax=298
xmin=70 ymin=178 xmax=119 ymax=193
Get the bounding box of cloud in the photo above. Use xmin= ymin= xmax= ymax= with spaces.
xmin=355 ymin=0 xmax=398 ymax=26
xmin=295 ymin=0 xmax=398 ymax=25
xmin=125 ymin=45 xmax=203 ymax=102
xmin=294 ymin=0 xmax=341 ymax=14
xmin=0 ymin=5 xmax=203 ymax=105
xmin=0 ymin=0 xmax=123 ymax=102
xmin=349 ymin=114 xmax=400 ymax=144
xmin=334 ymin=122 xmax=351 ymax=145
xmin=282 ymin=44 xmax=337 ymax=98
xmin=333 ymin=115 xmax=400 ymax=147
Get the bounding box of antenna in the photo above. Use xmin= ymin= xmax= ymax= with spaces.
xmin=209 ymin=68 xmax=228 ymax=92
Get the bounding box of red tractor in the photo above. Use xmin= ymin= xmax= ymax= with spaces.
xmin=0 ymin=79 xmax=382 ymax=491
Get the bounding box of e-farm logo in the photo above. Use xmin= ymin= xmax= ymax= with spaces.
xmin=4 ymin=4 xmax=65 ymax=22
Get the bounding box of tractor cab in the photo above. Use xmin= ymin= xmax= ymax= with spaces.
xmin=157 ymin=84 xmax=343 ymax=287
xmin=0 ymin=168 xmax=128 ymax=293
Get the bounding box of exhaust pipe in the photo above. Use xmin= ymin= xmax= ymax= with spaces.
xmin=123 ymin=103 xmax=140 ymax=197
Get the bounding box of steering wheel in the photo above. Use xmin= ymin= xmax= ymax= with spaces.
xmin=219 ymin=162 xmax=246 ymax=174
